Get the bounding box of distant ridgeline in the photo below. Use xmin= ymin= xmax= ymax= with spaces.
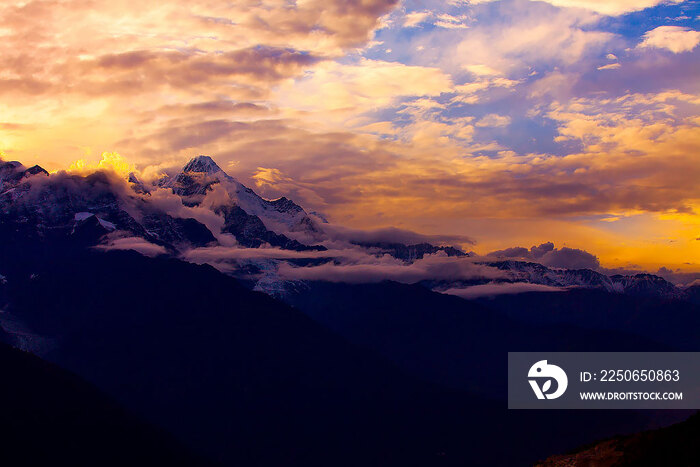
xmin=1 ymin=156 xmax=695 ymax=302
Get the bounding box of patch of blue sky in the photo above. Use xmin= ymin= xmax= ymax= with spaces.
xmin=598 ymin=1 xmax=699 ymax=40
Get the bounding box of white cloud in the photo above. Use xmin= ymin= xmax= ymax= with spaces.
xmin=597 ymin=63 xmax=621 ymax=70
xmin=278 ymin=253 xmax=506 ymax=284
xmin=434 ymin=13 xmax=471 ymax=29
xmin=275 ymin=59 xmax=453 ymax=116
xmin=450 ymin=6 xmax=614 ymax=76
xmin=532 ymin=0 xmax=684 ymax=16
xmin=476 ymin=114 xmax=511 ymax=127
xmin=97 ymin=236 xmax=167 ymax=257
xmin=442 ymin=282 xmax=565 ymax=298
xmin=404 ymin=11 xmax=431 ymax=28
xmin=453 ymin=0 xmax=497 ymax=4
xmin=638 ymin=26 xmax=700 ymax=53
xmin=462 ymin=64 xmax=504 ymax=76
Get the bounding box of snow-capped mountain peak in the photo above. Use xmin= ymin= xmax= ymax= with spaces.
xmin=182 ymin=155 xmax=225 ymax=175
xmin=160 ymin=156 xmax=325 ymax=244
xmin=159 ymin=155 xmax=230 ymax=202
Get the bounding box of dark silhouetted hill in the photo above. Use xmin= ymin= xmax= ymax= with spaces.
xmin=0 ymin=342 xmax=212 ymax=467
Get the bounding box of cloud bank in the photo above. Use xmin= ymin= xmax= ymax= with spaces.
xmin=488 ymin=242 xmax=601 ymax=269
xmin=442 ymin=282 xmax=566 ymax=298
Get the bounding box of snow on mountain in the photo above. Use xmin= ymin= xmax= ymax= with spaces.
xmin=0 ymin=155 xmax=690 ymax=302
xmin=486 ymin=260 xmax=616 ymax=290
xmin=2 ymin=171 xmax=142 ymax=238
xmin=0 ymin=167 xmax=215 ymax=252
xmin=429 ymin=260 xmax=684 ymax=300
xmin=0 ymin=161 xmax=49 ymax=199
xmin=74 ymin=212 xmax=117 ymax=231
xmin=161 ymin=155 xmax=325 ymax=246
xmin=355 ymin=241 xmax=467 ymax=262
xmin=0 ymin=155 xmax=326 ymax=256
xmin=127 ymin=172 xmax=149 ymax=194
xmin=181 ymin=155 xmax=225 ymax=175
xmin=608 ymin=273 xmax=681 ymax=299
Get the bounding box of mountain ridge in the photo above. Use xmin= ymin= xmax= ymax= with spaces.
xmin=0 ymin=155 xmax=697 ymax=466
xmin=0 ymin=155 xmax=692 ymax=302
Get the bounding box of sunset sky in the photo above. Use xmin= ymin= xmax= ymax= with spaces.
xmin=1 ymin=0 xmax=699 ymax=272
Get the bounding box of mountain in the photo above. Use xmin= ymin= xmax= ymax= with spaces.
xmin=537 ymin=412 xmax=700 ymax=467
xmin=182 ymin=154 xmax=225 ymax=175
xmin=0 ymin=156 xmax=330 ymax=254
xmin=0 ymin=160 xmax=48 ymax=193
xmin=0 ymin=342 xmax=212 ymax=467
xmin=1 ymin=156 xmax=689 ymax=302
xmin=283 ymin=281 xmax=677 ymax=395
xmin=0 ymin=243 xmax=669 ymax=466
xmin=427 ymin=260 xmax=686 ymax=301
xmin=159 ymin=155 xmax=326 ymax=249
xmin=0 ymin=165 xmax=214 ymax=252
xmin=1 ymin=155 xmax=697 ymax=465
xmin=1 ymin=155 xmax=481 ymax=263
xmin=353 ymin=241 xmax=467 ymax=262
xmin=686 ymin=283 xmax=700 ymax=305
xmin=0 ymin=243 xmax=486 ymax=466
xmin=608 ymin=273 xmax=682 ymax=298
xmin=475 ymin=287 xmax=700 ymax=350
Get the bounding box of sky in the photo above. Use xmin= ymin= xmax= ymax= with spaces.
xmin=0 ymin=0 xmax=699 ymax=273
